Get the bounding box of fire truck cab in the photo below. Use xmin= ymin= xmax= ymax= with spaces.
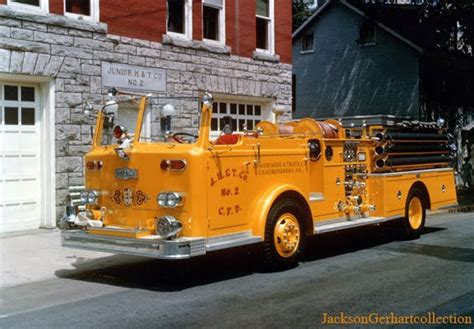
xmin=61 ymin=92 xmax=457 ymax=267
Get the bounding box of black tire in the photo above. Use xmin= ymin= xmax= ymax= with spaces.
xmin=262 ymin=198 xmax=306 ymax=270
xmin=401 ymin=188 xmax=426 ymax=239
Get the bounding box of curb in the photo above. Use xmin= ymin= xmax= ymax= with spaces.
xmin=428 ymin=205 xmax=474 ymax=216
xmin=450 ymin=205 xmax=474 ymax=213
xmin=0 ymin=227 xmax=59 ymax=239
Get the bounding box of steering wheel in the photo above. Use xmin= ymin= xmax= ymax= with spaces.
xmin=172 ymin=132 xmax=198 ymax=144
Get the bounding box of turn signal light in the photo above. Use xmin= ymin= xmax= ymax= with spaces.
xmin=86 ymin=160 xmax=103 ymax=171
xmin=160 ymin=160 xmax=187 ymax=172
xmin=113 ymin=125 xmax=126 ymax=139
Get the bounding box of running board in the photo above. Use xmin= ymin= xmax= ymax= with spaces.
xmin=314 ymin=216 xmax=400 ymax=234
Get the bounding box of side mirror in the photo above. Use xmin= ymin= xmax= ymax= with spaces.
xmin=102 ymin=100 xmax=118 ymax=129
xmin=103 ymin=113 xmax=115 ymax=130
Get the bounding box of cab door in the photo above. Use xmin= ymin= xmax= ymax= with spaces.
xmin=206 ymin=147 xmax=250 ymax=232
xmin=308 ymin=140 xmax=345 ymax=220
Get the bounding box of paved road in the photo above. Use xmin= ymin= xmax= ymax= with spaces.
xmin=1 ymin=212 xmax=473 ymax=328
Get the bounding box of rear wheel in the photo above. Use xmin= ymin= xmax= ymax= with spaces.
xmin=402 ymin=189 xmax=426 ymax=239
xmin=262 ymin=199 xmax=306 ymax=269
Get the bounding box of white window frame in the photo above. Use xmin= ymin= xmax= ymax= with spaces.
xmin=202 ymin=0 xmax=226 ymax=45
xmin=358 ymin=23 xmax=377 ymax=47
xmin=166 ymin=0 xmax=193 ymax=40
xmin=210 ymin=98 xmax=273 ymax=138
xmin=255 ymin=0 xmax=275 ymax=54
xmin=63 ymin=0 xmax=100 ymax=22
xmin=7 ymin=0 xmax=49 ymax=13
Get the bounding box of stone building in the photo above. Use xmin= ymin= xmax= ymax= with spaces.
xmin=0 ymin=0 xmax=292 ymax=233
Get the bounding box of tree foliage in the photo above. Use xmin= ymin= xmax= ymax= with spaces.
xmin=293 ymin=0 xmax=314 ymax=31
xmin=419 ymin=0 xmax=474 ymax=56
xmin=353 ymin=0 xmax=474 ymax=111
xmin=417 ymin=0 xmax=474 ymax=126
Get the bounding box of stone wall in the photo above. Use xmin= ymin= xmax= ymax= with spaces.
xmin=0 ymin=7 xmax=292 ymax=220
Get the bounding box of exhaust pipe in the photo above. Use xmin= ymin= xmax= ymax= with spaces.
xmin=374 ymin=143 xmax=450 ymax=156
xmin=373 ymin=131 xmax=448 ymax=141
xmin=374 ymin=145 xmax=385 ymax=156
xmin=374 ymin=132 xmax=385 ymax=142
xmin=375 ymin=155 xmax=452 ymax=169
xmin=375 ymin=158 xmax=386 ymax=169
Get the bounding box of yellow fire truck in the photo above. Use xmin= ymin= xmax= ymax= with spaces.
xmin=61 ymin=92 xmax=457 ymax=267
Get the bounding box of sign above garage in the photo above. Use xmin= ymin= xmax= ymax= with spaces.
xmin=101 ymin=62 xmax=166 ymax=92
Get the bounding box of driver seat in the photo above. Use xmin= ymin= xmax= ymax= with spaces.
xmin=215 ymin=134 xmax=241 ymax=145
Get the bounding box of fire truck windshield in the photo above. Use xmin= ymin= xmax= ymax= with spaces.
xmin=99 ymin=96 xmax=202 ymax=145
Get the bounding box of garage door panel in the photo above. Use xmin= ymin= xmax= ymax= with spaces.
xmin=3 ymin=155 xmax=21 ymax=175
xmin=2 ymin=204 xmax=38 ymax=228
xmin=2 ymin=132 xmax=37 ymax=154
xmin=3 ymin=203 xmax=21 ymax=221
xmin=1 ymin=156 xmax=38 ymax=177
xmin=20 ymin=131 xmax=38 ymax=151
xmin=21 ymin=155 xmax=39 ymax=175
xmin=2 ymin=131 xmax=21 ymax=152
xmin=14 ymin=203 xmax=38 ymax=221
xmin=3 ymin=178 xmax=37 ymax=201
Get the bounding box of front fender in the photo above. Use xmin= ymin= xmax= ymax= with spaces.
xmin=250 ymin=184 xmax=309 ymax=238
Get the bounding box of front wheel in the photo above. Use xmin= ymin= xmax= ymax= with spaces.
xmin=402 ymin=189 xmax=426 ymax=239
xmin=262 ymin=199 xmax=306 ymax=270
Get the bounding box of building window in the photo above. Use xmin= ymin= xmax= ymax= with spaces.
xmin=357 ymin=20 xmax=376 ymax=46
xmin=301 ymin=33 xmax=314 ymax=53
xmin=7 ymin=0 xmax=49 ymax=12
xmin=211 ymin=102 xmax=265 ymax=136
xmin=167 ymin=0 xmax=192 ymax=38
xmin=1 ymin=84 xmax=38 ymax=126
xmin=203 ymin=0 xmax=225 ymax=43
xmin=64 ymin=0 xmax=99 ymax=22
xmin=256 ymin=0 xmax=274 ymax=53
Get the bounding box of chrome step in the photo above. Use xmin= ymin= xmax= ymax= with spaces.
xmin=314 ymin=215 xmax=400 ymax=234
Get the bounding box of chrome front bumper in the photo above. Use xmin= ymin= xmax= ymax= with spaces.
xmin=61 ymin=230 xmax=261 ymax=259
xmin=61 ymin=230 xmax=206 ymax=259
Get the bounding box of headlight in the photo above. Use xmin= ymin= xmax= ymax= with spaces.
xmin=156 ymin=192 xmax=183 ymax=208
xmin=87 ymin=191 xmax=99 ymax=204
xmin=80 ymin=191 xmax=88 ymax=204
xmin=156 ymin=216 xmax=182 ymax=239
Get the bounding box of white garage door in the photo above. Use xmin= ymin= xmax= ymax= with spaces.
xmin=0 ymin=83 xmax=41 ymax=232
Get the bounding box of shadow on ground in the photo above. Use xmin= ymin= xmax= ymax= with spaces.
xmin=55 ymin=223 xmax=445 ymax=292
